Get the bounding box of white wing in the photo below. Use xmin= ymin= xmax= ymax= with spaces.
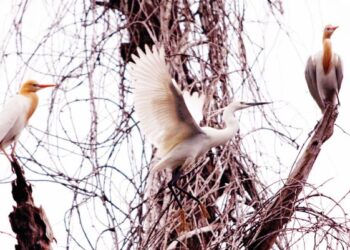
xmin=334 ymin=53 xmax=343 ymax=91
xmin=183 ymin=90 xmax=205 ymax=125
xmin=130 ymin=46 xmax=203 ymax=157
xmin=0 ymin=95 xmax=30 ymax=147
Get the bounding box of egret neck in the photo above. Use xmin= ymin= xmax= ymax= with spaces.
xmin=18 ymin=82 xmax=56 ymax=122
xmin=322 ymin=36 xmax=332 ymax=74
xmin=203 ymin=105 xmax=239 ymax=149
xmin=221 ymin=105 xmax=239 ymax=138
xmin=19 ymin=90 xmax=39 ymax=122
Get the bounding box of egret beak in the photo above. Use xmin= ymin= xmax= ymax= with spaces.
xmin=241 ymin=101 xmax=272 ymax=107
xmin=37 ymin=84 xmax=56 ymax=89
xmin=330 ymin=26 xmax=338 ymax=31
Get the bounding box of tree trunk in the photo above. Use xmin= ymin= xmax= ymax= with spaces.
xmin=9 ymin=159 xmax=54 ymax=250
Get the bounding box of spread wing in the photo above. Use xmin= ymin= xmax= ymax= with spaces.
xmin=334 ymin=54 xmax=343 ymax=91
xmin=129 ymin=45 xmax=203 ymax=157
xmin=305 ymin=56 xmax=324 ymax=111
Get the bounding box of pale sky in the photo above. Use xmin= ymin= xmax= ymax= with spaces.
xmin=0 ymin=0 xmax=350 ymax=249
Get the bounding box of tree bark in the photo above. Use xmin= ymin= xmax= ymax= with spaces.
xmin=9 ymin=159 xmax=54 ymax=250
xmin=247 ymin=105 xmax=338 ymax=250
xmin=96 ymin=0 xmax=160 ymax=62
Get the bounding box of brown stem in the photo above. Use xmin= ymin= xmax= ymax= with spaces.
xmin=247 ymin=105 xmax=338 ymax=250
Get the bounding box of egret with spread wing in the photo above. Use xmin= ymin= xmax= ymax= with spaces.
xmin=0 ymin=80 xmax=56 ymax=161
xmin=305 ymin=25 xmax=343 ymax=112
xmin=130 ymin=46 xmax=269 ymax=206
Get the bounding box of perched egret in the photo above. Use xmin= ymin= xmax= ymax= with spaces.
xmin=0 ymin=80 xmax=56 ymax=161
xmin=130 ymin=45 xmax=269 ymax=206
xmin=305 ymin=25 xmax=343 ymax=112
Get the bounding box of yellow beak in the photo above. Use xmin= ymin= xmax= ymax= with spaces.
xmin=37 ymin=84 xmax=56 ymax=89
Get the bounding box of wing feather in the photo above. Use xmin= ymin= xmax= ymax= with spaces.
xmin=130 ymin=45 xmax=203 ymax=157
xmin=0 ymin=95 xmax=29 ymax=146
xmin=334 ymin=54 xmax=343 ymax=91
xmin=183 ymin=90 xmax=205 ymax=124
xmin=305 ymin=56 xmax=324 ymax=110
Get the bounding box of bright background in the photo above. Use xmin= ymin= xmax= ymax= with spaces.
xmin=0 ymin=0 xmax=349 ymax=249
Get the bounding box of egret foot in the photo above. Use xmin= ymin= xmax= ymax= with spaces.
xmin=323 ymin=101 xmax=334 ymax=113
xmin=336 ymin=92 xmax=341 ymax=108
xmin=331 ymin=106 xmax=339 ymax=119
xmin=10 ymin=152 xmax=17 ymax=163
xmin=10 ymin=143 xmax=17 ymax=160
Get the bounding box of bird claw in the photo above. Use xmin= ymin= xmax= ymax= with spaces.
xmin=322 ymin=101 xmax=338 ymax=120
xmin=10 ymin=153 xmax=16 ymax=162
xmin=331 ymin=109 xmax=338 ymax=120
xmin=323 ymin=100 xmax=336 ymax=112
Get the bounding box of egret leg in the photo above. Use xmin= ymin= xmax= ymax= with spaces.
xmin=168 ymin=181 xmax=183 ymax=209
xmin=168 ymin=167 xmax=210 ymax=220
xmin=0 ymin=146 xmax=13 ymax=163
xmin=169 ymin=167 xmax=201 ymax=205
xmin=10 ymin=142 xmax=17 ymax=160
xmin=336 ymin=93 xmax=341 ymax=107
xmin=323 ymin=100 xmax=335 ymax=112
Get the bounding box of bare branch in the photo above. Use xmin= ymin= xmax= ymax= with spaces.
xmin=247 ymin=105 xmax=338 ymax=249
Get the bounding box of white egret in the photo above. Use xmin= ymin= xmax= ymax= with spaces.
xmin=305 ymin=25 xmax=343 ymax=112
xmin=130 ymin=45 xmax=269 ymax=206
xmin=0 ymin=80 xmax=56 ymax=161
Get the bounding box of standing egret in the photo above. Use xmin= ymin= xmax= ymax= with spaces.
xmin=305 ymin=25 xmax=343 ymax=112
xmin=0 ymin=80 xmax=56 ymax=161
xmin=130 ymin=45 xmax=269 ymax=206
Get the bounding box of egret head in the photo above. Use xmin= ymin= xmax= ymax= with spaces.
xmin=19 ymin=80 xmax=56 ymax=94
xmin=218 ymin=100 xmax=270 ymax=124
xmin=323 ymin=25 xmax=338 ymax=39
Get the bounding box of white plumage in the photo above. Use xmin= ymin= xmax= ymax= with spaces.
xmin=0 ymin=80 xmax=55 ymax=161
xmin=305 ymin=25 xmax=343 ymax=112
xmin=130 ymin=46 xmax=202 ymax=158
xmin=0 ymin=95 xmax=31 ymax=150
xmin=183 ymin=90 xmax=205 ymax=124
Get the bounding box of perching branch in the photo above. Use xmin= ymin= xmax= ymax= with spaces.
xmin=247 ymin=105 xmax=338 ymax=250
xmin=9 ymin=159 xmax=54 ymax=250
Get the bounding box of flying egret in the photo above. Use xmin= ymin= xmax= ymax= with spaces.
xmin=130 ymin=45 xmax=269 ymax=206
xmin=0 ymin=80 xmax=56 ymax=161
xmin=305 ymin=25 xmax=343 ymax=112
